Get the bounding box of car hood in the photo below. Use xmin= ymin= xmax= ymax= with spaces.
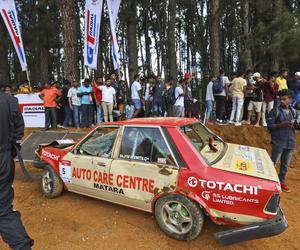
xmin=212 ymin=143 xmax=279 ymax=182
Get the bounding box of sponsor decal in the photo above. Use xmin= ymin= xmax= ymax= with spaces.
xmin=201 ymin=191 xmax=259 ymax=205
xmin=119 ymin=154 xmax=150 ymax=162
xmin=201 ymin=191 xmax=211 ymax=201
xmin=72 ymin=167 xmax=155 ymax=193
xmin=94 ymin=183 xmax=124 ymax=194
xmin=23 ymin=105 xmax=45 ymax=114
xmin=42 ymin=150 xmax=60 ymax=161
xmin=254 ymin=150 xmax=265 ymax=174
xmin=157 ymin=158 xmax=167 ymax=164
xmin=86 ymin=9 xmax=97 ymax=64
xmin=187 ymin=177 xmax=260 ymax=195
xmin=235 ymin=160 xmax=252 ymax=171
xmin=59 ymin=161 xmax=71 ymax=183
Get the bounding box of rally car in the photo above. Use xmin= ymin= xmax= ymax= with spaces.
xmin=33 ymin=118 xmax=287 ymax=244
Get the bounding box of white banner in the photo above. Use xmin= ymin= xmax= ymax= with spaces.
xmin=107 ymin=0 xmax=121 ymax=70
xmin=15 ymin=93 xmax=45 ymax=128
xmin=84 ymin=0 xmax=104 ymax=70
xmin=0 ymin=0 xmax=27 ymax=71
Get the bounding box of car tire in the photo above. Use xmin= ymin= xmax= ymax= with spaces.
xmin=155 ymin=194 xmax=204 ymax=241
xmin=42 ymin=165 xmax=64 ymax=198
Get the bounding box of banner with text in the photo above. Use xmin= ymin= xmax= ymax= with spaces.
xmin=84 ymin=0 xmax=104 ymax=70
xmin=107 ymin=0 xmax=121 ymax=70
xmin=0 ymin=0 xmax=27 ymax=71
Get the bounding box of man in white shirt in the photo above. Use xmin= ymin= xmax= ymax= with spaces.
xmin=174 ymin=80 xmax=185 ymax=117
xmin=98 ymin=80 xmax=117 ymax=122
xmin=131 ymin=74 xmax=143 ymax=118
xmin=67 ymin=81 xmax=81 ymax=128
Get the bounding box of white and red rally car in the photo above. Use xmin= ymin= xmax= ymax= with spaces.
xmin=34 ymin=118 xmax=287 ymax=244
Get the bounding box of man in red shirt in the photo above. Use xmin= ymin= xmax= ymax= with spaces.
xmin=92 ymin=78 xmax=103 ymax=123
xmin=39 ymin=82 xmax=61 ymax=129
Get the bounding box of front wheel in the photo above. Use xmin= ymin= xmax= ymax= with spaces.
xmin=155 ymin=194 xmax=204 ymax=241
xmin=42 ymin=166 xmax=64 ymax=198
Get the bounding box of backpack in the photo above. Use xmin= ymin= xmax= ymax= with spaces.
xmin=166 ymin=87 xmax=177 ymax=105
xmin=212 ymin=77 xmax=224 ymax=94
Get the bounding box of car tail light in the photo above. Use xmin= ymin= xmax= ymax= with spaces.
xmin=264 ymin=194 xmax=280 ymax=214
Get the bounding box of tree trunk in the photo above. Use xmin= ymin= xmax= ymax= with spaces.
xmin=127 ymin=0 xmax=138 ymax=83
xmin=61 ymin=0 xmax=79 ymax=81
xmin=0 ymin=19 xmax=10 ymax=83
xmin=239 ymin=0 xmax=252 ymax=71
xmin=168 ymin=0 xmax=177 ymax=81
xmin=208 ymin=0 xmax=220 ymax=77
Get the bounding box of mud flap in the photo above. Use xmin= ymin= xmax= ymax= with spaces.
xmin=214 ymin=208 xmax=288 ymax=245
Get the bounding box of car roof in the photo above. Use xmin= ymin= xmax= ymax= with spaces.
xmin=104 ymin=117 xmax=199 ymax=127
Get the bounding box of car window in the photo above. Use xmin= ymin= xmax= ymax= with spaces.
xmin=119 ymin=127 xmax=175 ymax=166
xmin=79 ymin=127 xmax=119 ymax=158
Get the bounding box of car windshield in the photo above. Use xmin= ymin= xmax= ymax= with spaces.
xmin=180 ymin=122 xmax=226 ymax=164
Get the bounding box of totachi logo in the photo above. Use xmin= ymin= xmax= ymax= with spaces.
xmin=86 ymin=9 xmax=97 ymax=64
xmin=42 ymin=151 xmax=60 ymax=161
xmin=187 ymin=176 xmax=198 ymax=188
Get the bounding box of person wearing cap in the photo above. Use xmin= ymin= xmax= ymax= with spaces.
xmin=245 ymin=72 xmax=265 ymax=127
xmin=275 ymin=69 xmax=288 ymax=91
xmin=39 ymin=82 xmax=62 ymax=129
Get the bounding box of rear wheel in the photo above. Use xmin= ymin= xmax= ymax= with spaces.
xmin=155 ymin=194 xmax=204 ymax=241
xmin=42 ymin=166 xmax=63 ymax=198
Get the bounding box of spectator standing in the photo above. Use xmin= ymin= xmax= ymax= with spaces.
xmin=174 ymin=80 xmax=185 ymax=117
xmin=60 ymin=80 xmax=71 ymax=129
xmin=144 ymin=77 xmax=154 ymax=117
xmin=205 ymin=76 xmax=215 ymax=123
xmin=39 ymin=82 xmax=61 ymax=129
xmin=110 ymin=73 xmax=118 ymax=92
xmin=93 ymin=78 xmax=103 ymax=123
xmin=242 ymin=69 xmax=254 ymax=121
xmin=98 ymin=79 xmax=117 ymax=122
xmin=267 ymin=89 xmax=300 ymax=192
xmin=183 ymin=73 xmax=193 ymax=118
xmin=153 ymin=76 xmax=165 ymax=117
xmin=214 ymin=69 xmax=230 ymax=125
xmin=164 ymin=77 xmax=175 ymax=117
xmin=245 ymin=72 xmax=265 ymax=127
xmin=131 ymin=74 xmax=143 ymax=118
xmin=276 ymin=69 xmax=288 ymax=91
xmin=117 ymin=80 xmax=127 ymax=115
xmin=18 ymin=80 xmax=32 ymax=93
xmin=288 ymin=72 xmax=300 ymax=94
xmin=78 ymin=79 xmax=94 ymax=128
xmin=68 ymin=81 xmax=81 ymax=129
xmin=262 ymin=72 xmax=279 ymax=127
xmin=229 ymin=72 xmax=247 ymax=126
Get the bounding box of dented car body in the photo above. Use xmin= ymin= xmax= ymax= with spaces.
xmin=34 ymin=118 xmax=287 ymax=244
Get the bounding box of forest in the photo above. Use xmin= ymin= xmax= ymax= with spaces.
xmin=1 ymin=0 xmax=300 ymax=87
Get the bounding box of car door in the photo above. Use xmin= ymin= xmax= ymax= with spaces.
xmin=62 ymin=126 xmax=120 ymax=198
xmin=109 ymin=126 xmax=180 ymax=212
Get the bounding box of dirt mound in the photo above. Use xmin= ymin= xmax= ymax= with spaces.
xmin=0 ymin=126 xmax=299 ymax=249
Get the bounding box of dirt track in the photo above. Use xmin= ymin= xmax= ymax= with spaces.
xmin=1 ymin=125 xmax=299 ymax=249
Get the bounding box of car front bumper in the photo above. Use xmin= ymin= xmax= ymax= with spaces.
xmin=214 ymin=208 xmax=288 ymax=245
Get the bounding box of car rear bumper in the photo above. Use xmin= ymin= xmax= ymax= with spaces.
xmin=214 ymin=208 xmax=288 ymax=245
